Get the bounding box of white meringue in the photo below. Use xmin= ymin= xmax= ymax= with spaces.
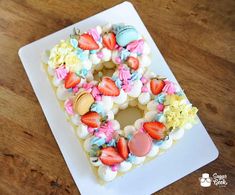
xmin=47 ymin=66 xmax=55 ymax=76
xmin=147 ymin=144 xmax=159 ymax=157
xmin=134 ymin=118 xmax=146 ymax=129
xmin=127 ymin=80 xmax=142 ymax=98
xmin=77 ymin=124 xmax=89 ymax=139
xmin=98 ymin=165 xmax=117 ymax=182
xmin=52 ymin=76 xmax=62 ymax=87
xmin=131 ymin=156 xmax=145 ymax=165
xmin=101 ymin=48 xmax=112 ymax=61
xmin=170 ymin=128 xmax=184 ymax=140
xmin=139 ymin=55 xmax=151 ymax=67
xmin=90 ymin=54 xmax=101 ymax=65
xmin=124 ymin=125 xmax=136 ymax=137
xmin=96 ymin=25 xmax=102 ymax=35
xmin=56 ymin=85 xmax=70 ymax=101
xmin=119 ymin=102 xmax=129 ymax=110
xmin=147 ymin=100 xmax=158 ymax=111
xmin=142 ymin=42 xmax=151 ymax=55
xmin=144 ymin=111 xmax=157 ymax=121
xmin=118 ymin=161 xmax=132 ymax=172
xmin=184 ymin=123 xmax=193 ymax=130
xmin=106 ymin=110 xmax=114 ymax=120
xmin=70 ymin=114 xmax=80 ymax=126
xmin=160 ymin=136 xmax=173 ymax=150
xmin=81 ymin=59 xmax=92 ymax=70
xmin=138 ymin=92 xmax=151 ymax=105
xmin=113 ymin=89 xmax=127 ymax=105
xmin=110 ymin=120 xmax=120 ymax=130
xmin=111 ymin=50 xmax=119 ymax=64
xmin=83 ymin=137 xmax=93 ymax=152
xmin=111 ymin=104 xmax=119 ymax=115
xmin=100 ymin=96 xmax=113 ymax=111
xmin=144 ymin=70 xmax=156 ymax=79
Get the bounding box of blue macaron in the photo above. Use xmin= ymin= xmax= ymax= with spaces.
xmin=113 ymin=24 xmax=139 ymax=47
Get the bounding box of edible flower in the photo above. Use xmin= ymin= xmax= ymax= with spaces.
xmin=163 ymin=95 xmax=198 ymax=129
xmin=64 ymin=53 xmax=82 ymax=73
xmin=48 ymin=40 xmax=74 ymax=68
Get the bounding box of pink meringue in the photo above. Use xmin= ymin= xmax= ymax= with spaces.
xmin=64 ymin=99 xmax=74 ymax=115
xmin=55 ymin=65 xmax=68 ymax=80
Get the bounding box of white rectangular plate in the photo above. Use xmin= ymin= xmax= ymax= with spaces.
xmin=18 ymin=2 xmax=218 ymax=195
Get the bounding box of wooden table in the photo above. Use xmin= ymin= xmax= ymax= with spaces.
xmin=0 ymin=0 xmax=234 ymax=194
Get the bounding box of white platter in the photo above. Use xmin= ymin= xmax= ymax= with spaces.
xmin=18 ymin=2 xmax=218 ymax=195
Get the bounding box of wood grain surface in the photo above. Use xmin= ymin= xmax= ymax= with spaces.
xmin=0 ymin=0 xmax=235 ymax=194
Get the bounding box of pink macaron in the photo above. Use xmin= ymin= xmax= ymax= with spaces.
xmin=128 ymin=131 xmax=152 ymax=157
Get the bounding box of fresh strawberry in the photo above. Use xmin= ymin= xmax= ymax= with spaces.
xmin=98 ymin=77 xmax=120 ymax=96
xmin=126 ymin=56 xmax=139 ymax=70
xmin=99 ymin=147 xmax=124 ymax=166
xmin=81 ymin=111 xmax=101 ymax=128
xmin=150 ymin=79 xmax=165 ymax=95
xmin=77 ymin=34 xmax=99 ymax=50
xmin=102 ymin=32 xmax=116 ymax=50
xmin=143 ymin=122 xmax=167 ymax=140
xmin=117 ymin=137 xmax=129 ymax=160
xmin=64 ymin=72 xmax=81 ymax=89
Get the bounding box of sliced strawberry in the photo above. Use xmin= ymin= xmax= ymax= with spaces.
xmin=77 ymin=34 xmax=99 ymax=50
xmin=150 ymin=79 xmax=165 ymax=95
xmin=126 ymin=56 xmax=139 ymax=70
xmin=117 ymin=137 xmax=129 ymax=160
xmin=143 ymin=122 xmax=167 ymax=140
xmin=98 ymin=77 xmax=120 ymax=96
xmin=81 ymin=111 xmax=101 ymax=128
xmin=103 ymin=32 xmax=116 ymax=50
xmin=64 ymin=72 xmax=81 ymax=89
xmin=99 ymin=147 xmax=124 ymax=166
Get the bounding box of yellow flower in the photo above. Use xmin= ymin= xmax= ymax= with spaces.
xmin=48 ymin=40 xmax=74 ymax=68
xmin=163 ymin=94 xmax=198 ymax=130
xmin=65 ymin=53 xmax=82 ymax=72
